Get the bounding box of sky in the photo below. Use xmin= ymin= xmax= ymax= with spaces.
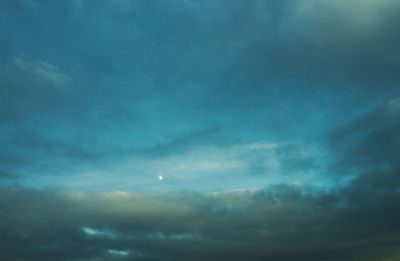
xmin=0 ymin=0 xmax=400 ymax=260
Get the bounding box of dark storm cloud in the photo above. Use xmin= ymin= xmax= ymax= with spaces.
xmin=0 ymin=185 xmax=399 ymax=261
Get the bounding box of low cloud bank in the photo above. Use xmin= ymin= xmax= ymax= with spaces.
xmin=0 ymin=181 xmax=399 ymax=261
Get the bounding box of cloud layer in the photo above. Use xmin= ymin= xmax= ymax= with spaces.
xmin=0 ymin=180 xmax=399 ymax=261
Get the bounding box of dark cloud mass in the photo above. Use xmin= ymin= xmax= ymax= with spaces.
xmin=0 ymin=185 xmax=399 ymax=261
xmin=1 ymin=0 xmax=400 ymax=260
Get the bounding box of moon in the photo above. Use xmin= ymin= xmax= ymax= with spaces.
xmin=158 ymin=175 xmax=163 ymax=181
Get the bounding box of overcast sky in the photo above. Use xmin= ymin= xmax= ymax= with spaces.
xmin=1 ymin=0 xmax=400 ymax=260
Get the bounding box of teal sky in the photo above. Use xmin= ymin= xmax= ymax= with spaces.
xmin=1 ymin=1 xmax=400 ymax=260
xmin=1 ymin=0 xmax=398 ymax=192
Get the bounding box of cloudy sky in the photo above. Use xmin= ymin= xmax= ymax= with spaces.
xmin=1 ymin=0 xmax=400 ymax=260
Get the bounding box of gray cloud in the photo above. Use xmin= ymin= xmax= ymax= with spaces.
xmin=0 ymin=185 xmax=399 ymax=261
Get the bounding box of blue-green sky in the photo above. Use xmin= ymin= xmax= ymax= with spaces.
xmin=1 ymin=1 xmax=400 ymax=260
xmin=1 ymin=0 xmax=398 ymax=191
